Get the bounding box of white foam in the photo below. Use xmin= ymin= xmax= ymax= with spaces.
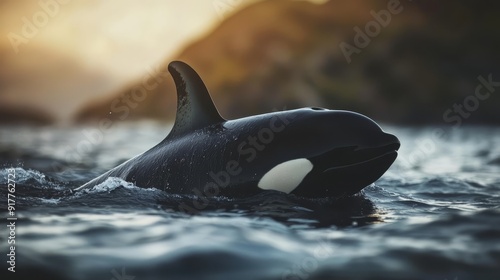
xmin=258 ymin=158 xmax=313 ymax=194
xmin=79 ymin=177 xmax=157 ymax=194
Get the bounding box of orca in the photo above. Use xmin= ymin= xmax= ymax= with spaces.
xmin=76 ymin=61 xmax=400 ymax=199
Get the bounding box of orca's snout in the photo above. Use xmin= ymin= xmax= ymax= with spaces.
xmin=381 ymin=132 xmax=400 ymax=152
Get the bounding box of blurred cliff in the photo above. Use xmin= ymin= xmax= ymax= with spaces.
xmin=76 ymin=0 xmax=500 ymax=124
xmin=1 ymin=0 xmax=499 ymax=125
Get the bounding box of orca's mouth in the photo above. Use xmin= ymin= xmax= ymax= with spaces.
xmin=313 ymin=141 xmax=400 ymax=172
xmin=292 ymin=136 xmax=400 ymax=198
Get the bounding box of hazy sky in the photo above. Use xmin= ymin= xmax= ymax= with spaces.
xmin=2 ymin=0 xmax=261 ymax=78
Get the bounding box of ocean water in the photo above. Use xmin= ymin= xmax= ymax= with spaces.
xmin=0 ymin=122 xmax=499 ymax=280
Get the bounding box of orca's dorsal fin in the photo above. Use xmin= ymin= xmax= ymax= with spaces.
xmin=166 ymin=61 xmax=225 ymax=139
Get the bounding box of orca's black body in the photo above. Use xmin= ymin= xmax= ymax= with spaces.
xmin=77 ymin=61 xmax=400 ymax=198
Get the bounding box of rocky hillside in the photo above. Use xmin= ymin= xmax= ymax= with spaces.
xmin=75 ymin=0 xmax=500 ymax=124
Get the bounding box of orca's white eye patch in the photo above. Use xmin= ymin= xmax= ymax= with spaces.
xmin=258 ymin=158 xmax=313 ymax=194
